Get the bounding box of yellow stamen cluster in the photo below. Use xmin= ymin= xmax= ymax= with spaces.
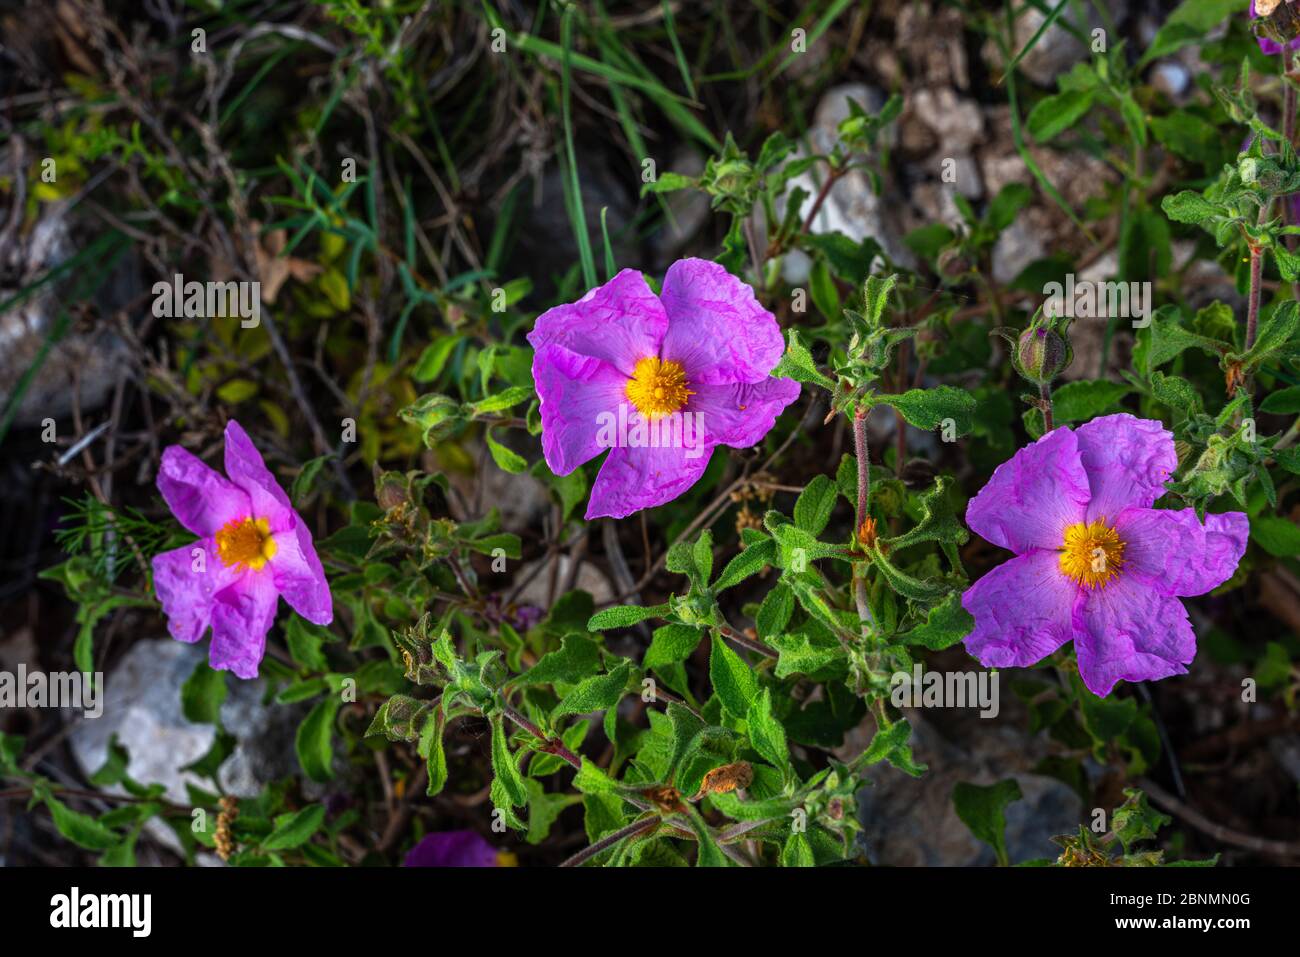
xmin=1058 ymin=518 xmax=1124 ymax=589
xmin=215 ymin=516 xmax=277 ymax=571
xmin=625 ymin=357 xmax=693 ymax=418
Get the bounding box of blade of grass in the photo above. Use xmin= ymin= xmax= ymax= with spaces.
xmin=389 ymin=299 xmax=419 ymax=366
xmin=997 ymin=0 xmax=1070 ymax=84
xmin=661 ymin=0 xmax=697 ymax=100
xmin=600 ymin=207 xmax=617 ymax=280
xmin=771 ymin=0 xmax=857 ymax=79
xmin=1001 ymin=0 xmax=1094 ymax=241
xmin=600 ymin=68 xmax=675 ymax=224
xmin=312 ymin=62 xmax=359 ymax=139
xmin=485 ymin=184 xmax=521 ymax=275
xmin=481 ymin=1 xmax=698 ymax=106
xmin=219 ymin=43 xmax=297 ymax=127
xmin=592 ymin=27 xmax=720 ymax=150
xmin=561 ymin=5 xmax=598 ymax=289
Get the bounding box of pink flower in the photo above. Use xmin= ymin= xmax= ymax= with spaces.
xmin=151 ymin=421 xmax=332 ymax=678
xmin=528 ymin=258 xmax=800 ymax=519
xmin=961 ymin=414 xmax=1248 ymax=697
xmin=402 ymin=830 xmax=516 ymax=867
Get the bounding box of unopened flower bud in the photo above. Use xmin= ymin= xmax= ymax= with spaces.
xmin=1016 ymin=326 xmax=1070 ymax=385
xmin=937 ymin=246 xmax=972 ymax=279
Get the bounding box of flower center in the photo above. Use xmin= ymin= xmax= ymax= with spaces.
xmin=625 ymin=357 xmax=693 ymax=418
xmin=1058 ymin=518 xmax=1124 ymax=589
xmin=215 ymin=517 xmax=277 ymax=571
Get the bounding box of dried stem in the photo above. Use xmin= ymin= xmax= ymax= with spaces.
xmin=560 ymin=816 xmax=659 ymax=867
xmin=1140 ymin=778 xmax=1300 ymax=860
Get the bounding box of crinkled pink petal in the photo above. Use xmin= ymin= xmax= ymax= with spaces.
xmin=689 ymin=377 xmax=801 ymax=448
xmin=532 ymin=343 xmax=629 ymax=475
xmin=962 ymin=549 xmax=1080 ymax=668
xmin=156 ymin=445 xmax=250 ymax=537
xmin=586 ymin=443 xmax=713 ymax=520
xmin=1074 ymin=413 xmax=1177 ymax=523
xmin=151 ymin=540 xmax=244 ymax=644
xmin=965 ymin=426 xmax=1090 ymax=554
xmin=208 ymin=571 xmax=279 ymax=679
xmin=526 ymin=268 xmax=668 ymax=378
xmin=1075 ymin=572 xmax=1196 ymax=697
xmin=659 ymin=258 xmax=785 ymax=385
xmin=271 ymin=519 xmax=333 ymax=625
xmin=403 ymin=830 xmax=502 ymax=867
xmin=223 ymin=420 xmax=294 ymax=532
xmin=1114 ymin=508 xmax=1248 ymax=598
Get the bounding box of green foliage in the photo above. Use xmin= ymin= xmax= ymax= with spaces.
xmin=952 ymin=779 xmax=1022 ymax=866
xmin=17 ymin=0 xmax=1298 ymax=871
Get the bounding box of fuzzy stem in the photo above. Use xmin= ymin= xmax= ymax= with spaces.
xmin=501 ymin=704 xmax=582 ymax=770
xmin=1246 ymin=241 xmax=1263 ymax=354
xmin=852 ymin=405 xmax=876 ymax=641
xmin=560 ymin=816 xmax=659 ymax=868
xmin=717 ymin=623 xmax=777 ymax=659
xmin=1039 ymin=381 xmax=1054 ymax=433
xmin=853 ymin=405 xmax=870 ymax=530
xmin=1286 ymin=84 xmax=1296 ymax=154
xmin=1286 ymin=58 xmax=1300 ymax=299
xmin=500 ymin=702 xmax=697 ymax=841
xmin=802 ymin=165 xmax=843 ymax=234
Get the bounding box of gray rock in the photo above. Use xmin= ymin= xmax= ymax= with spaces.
xmin=0 ymin=205 xmax=134 ymax=427
xmin=949 ymin=154 xmax=983 ymax=200
xmin=780 ymin=248 xmax=813 ymax=287
xmin=986 ymin=3 xmax=1121 ymax=88
xmin=444 ymin=438 xmax=550 ymax=534
xmin=1056 ymin=249 xmax=1137 ymax=382
xmin=1268 ymin=735 xmax=1300 ymax=785
xmin=839 ymin=710 xmax=1083 ymax=866
xmin=69 ymin=638 xmax=307 ymax=805
xmin=991 ymin=218 xmax=1041 ymax=285
xmin=894 ymin=2 xmax=972 ymax=90
xmin=515 ymin=555 xmax=615 ymax=608
xmin=1151 ymin=61 xmax=1191 ymax=101
xmin=811 ymin=84 xmax=896 ymax=152
xmin=778 ymin=84 xmax=915 ymax=269
xmin=912 ymin=182 xmax=967 ymax=233
xmin=912 ymin=88 xmax=984 ymax=153
xmin=504 ymin=156 xmax=639 ymax=301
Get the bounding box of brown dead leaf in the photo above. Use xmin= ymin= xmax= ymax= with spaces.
xmin=253 ymin=223 xmax=322 ymax=304
xmin=692 ymin=761 xmax=753 ymax=800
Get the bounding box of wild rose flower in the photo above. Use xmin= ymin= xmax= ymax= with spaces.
xmin=151 ymin=420 xmax=332 ymax=679
xmin=528 ymin=258 xmax=800 ymax=519
xmin=402 ymin=830 xmax=516 ymax=867
xmin=1251 ymin=0 xmax=1300 ymax=54
xmin=961 ymin=414 xmax=1247 ymax=697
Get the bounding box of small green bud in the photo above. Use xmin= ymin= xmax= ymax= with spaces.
xmin=709 ymin=159 xmax=754 ymax=194
xmin=399 ymin=393 xmax=461 ymax=447
xmin=1016 ymin=326 xmax=1071 ymax=385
